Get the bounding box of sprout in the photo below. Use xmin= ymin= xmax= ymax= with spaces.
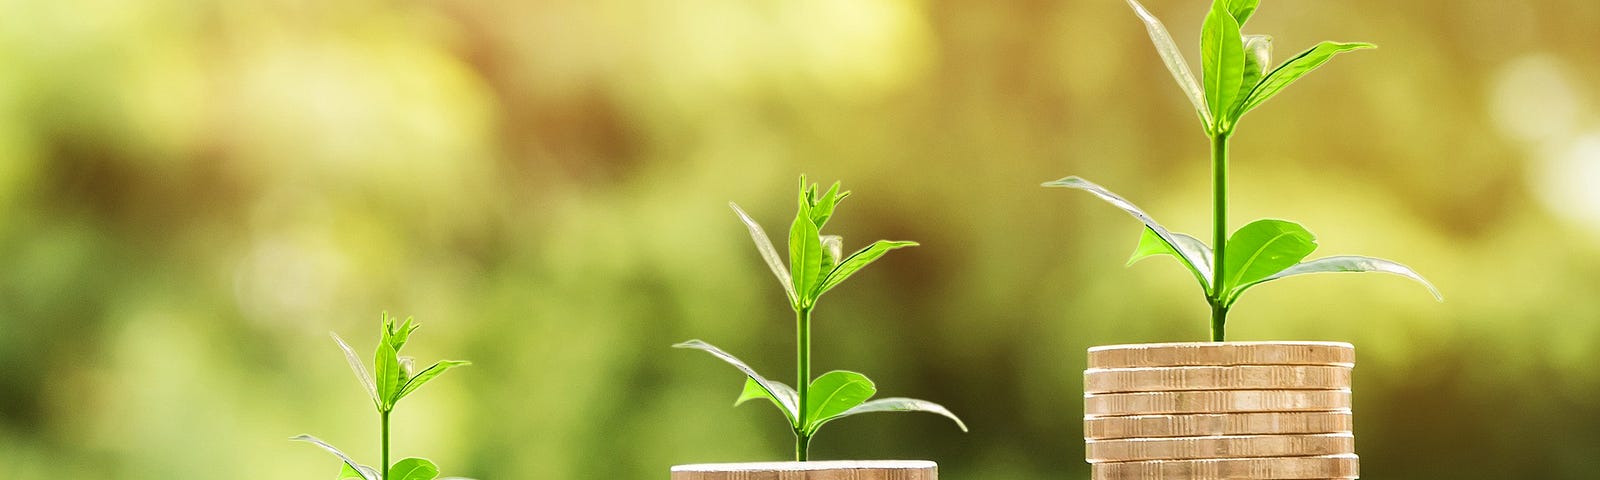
xmin=294 ymin=312 xmax=473 ymax=480
xmin=1046 ymin=0 xmax=1438 ymax=341
xmin=678 ymin=176 xmax=965 ymax=461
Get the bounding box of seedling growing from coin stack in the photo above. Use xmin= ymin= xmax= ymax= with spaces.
xmin=1045 ymin=0 xmax=1441 ymax=340
xmin=293 ymin=313 xmax=472 ymax=480
xmin=676 ymin=176 xmax=967 ymax=461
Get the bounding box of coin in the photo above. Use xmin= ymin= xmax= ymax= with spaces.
xmin=1084 ymin=411 xmax=1353 ymax=440
xmin=1085 ymin=365 xmax=1352 ymax=393
xmin=1091 ymin=454 xmax=1358 ymax=479
xmin=1087 ymin=433 xmax=1354 ymax=462
xmin=1085 ymin=389 xmax=1351 ymax=417
xmin=1088 ymin=342 xmax=1354 ymax=369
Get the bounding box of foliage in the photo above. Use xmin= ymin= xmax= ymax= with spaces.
xmin=1045 ymin=0 xmax=1439 ymax=341
xmin=677 ymin=176 xmax=966 ymax=461
xmin=294 ymin=313 xmax=473 ymax=480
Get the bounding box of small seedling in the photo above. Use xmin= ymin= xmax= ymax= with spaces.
xmin=676 ymin=176 xmax=966 ymax=461
xmin=1045 ymin=0 xmax=1441 ymax=341
xmin=293 ymin=313 xmax=472 ymax=480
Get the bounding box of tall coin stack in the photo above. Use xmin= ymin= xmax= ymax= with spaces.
xmin=1083 ymin=342 xmax=1359 ymax=479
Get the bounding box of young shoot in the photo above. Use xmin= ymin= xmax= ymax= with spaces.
xmin=676 ymin=176 xmax=967 ymax=461
xmin=293 ymin=312 xmax=473 ymax=480
xmin=1045 ymin=0 xmax=1440 ymax=341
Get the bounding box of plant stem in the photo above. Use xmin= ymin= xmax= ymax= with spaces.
xmin=796 ymin=433 xmax=812 ymax=462
xmin=1210 ymin=303 xmax=1228 ymax=342
xmin=381 ymin=410 xmax=391 ymax=480
xmin=795 ymin=307 xmax=812 ymax=461
xmin=1210 ymin=132 xmax=1231 ymax=342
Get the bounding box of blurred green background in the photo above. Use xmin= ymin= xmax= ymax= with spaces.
xmin=1 ymin=0 xmax=1598 ymax=478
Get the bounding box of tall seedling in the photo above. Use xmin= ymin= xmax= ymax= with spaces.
xmin=677 ymin=176 xmax=967 ymax=461
xmin=294 ymin=313 xmax=472 ymax=480
xmin=1046 ymin=0 xmax=1440 ymax=340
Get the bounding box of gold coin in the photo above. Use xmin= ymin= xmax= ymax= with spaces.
xmin=1085 ymin=365 xmax=1352 ymax=393
xmin=1084 ymin=411 xmax=1353 ymax=440
xmin=1091 ymin=454 xmax=1358 ymax=480
xmin=1087 ymin=433 xmax=1355 ymax=463
xmin=1088 ymin=342 xmax=1354 ymax=369
xmin=1085 ymin=389 xmax=1351 ymax=417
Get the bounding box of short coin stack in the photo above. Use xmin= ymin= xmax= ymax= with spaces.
xmin=1084 ymin=342 xmax=1358 ymax=479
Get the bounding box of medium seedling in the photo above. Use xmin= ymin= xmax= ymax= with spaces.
xmin=294 ymin=313 xmax=472 ymax=480
xmin=1045 ymin=0 xmax=1441 ymax=341
xmin=677 ymin=176 xmax=966 ymax=461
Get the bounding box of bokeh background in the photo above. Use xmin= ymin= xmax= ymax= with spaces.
xmin=1 ymin=0 xmax=1598 ymax=478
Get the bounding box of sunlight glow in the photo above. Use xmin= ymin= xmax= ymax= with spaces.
xmin=1535 ymin=133 xmax=1600 ymax=233
xmin=1491 ymin=55 xmax=1584 ymax=145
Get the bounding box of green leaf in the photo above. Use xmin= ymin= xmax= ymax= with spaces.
xmin=788 ymin=203 xmax=824 ymax=308
xmin=814 ymin=397 xmax=968 ymax=433
xmin=814 ymin=240 xmax=918 ymax=298
xmin=339 ymin=463 xmax=370 ymax=480
xmin=799 ymin=174 xmax=812 ymax=207
xmin=729 ymin=202 xmax=797 ymax=304
xmin=1127 ymin=227 xmax=1214 ymax=290
xmin=1123 ymin=0 xmax=1211 ymax=127
xmin=803 ymin=370 xmax=877 ymax=434
xmin=1236 ymin=41 xmax=1376 ymax=118
xmin=291 ymin=435 xmax=378 ymax=480
xmin=809 ymin=182 xmax=847 ymax=229
xmin=394 ymin=360 xmax=470 ymax=402
xmin=735 ymin=376 xmax=800 ymax=420
xmin=734 ymin=377 xmax=767 ymax=406
xmin=1201 ymin=0 xmax=1245 ymax=130
xmin=330 ymin=332 xmax=379 ymax=407
xmin=673 ymin=340 xmax=799 ymax=426
xmin=388 ymin=458 xmax=440 ymax=480
xmin=1226 ymin=0 xmax=1259 ymax=25
xmin=1222 ymin=219 xmax=1318 ymax=297
xmin=1043 ymin=176 xmax=1213 ymax=294
xmin=1235 ymin=34 xmax=1272 ymax=111
xmin=1229 ymin=255 xmax=1442 ymax=306
xmin=374 ymin=341 xmax=403 ymax=411
xmin=381 ymin=313 xmax=418 ymax=352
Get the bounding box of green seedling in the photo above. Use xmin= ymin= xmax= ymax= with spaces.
xmin=293 ymin=312 xmax=472 ymax=480
xmin=1045 ymin=0 xmax=1441 ymax=341
xmin=676 ymin=176 xmax=966 ymax=461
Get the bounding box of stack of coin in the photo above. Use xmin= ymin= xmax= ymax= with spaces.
xmin=1084 ymin=342 xmax=1358 ymax=479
